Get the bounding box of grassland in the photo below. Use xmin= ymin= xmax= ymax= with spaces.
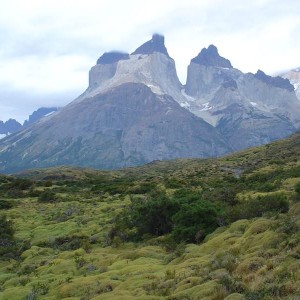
xmin=0 ymin=132 xmax=300 ymax=299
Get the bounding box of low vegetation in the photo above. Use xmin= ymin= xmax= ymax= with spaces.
xmin=0 ymin=132 xmax=300 ymax=299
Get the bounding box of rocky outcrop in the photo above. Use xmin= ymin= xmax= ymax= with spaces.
xmin=23 ymin=107 xmax=59 ymax=127
xmin=131 ymin=34 xmax=170 ymax=57
xmin=0 ymin=119 xmax=22 ymax=137
xmin=0 ymin=108 xmax=60 ymax=140
xmin=254 ymin=70 xmax=294 ymax=92
xmin=183 ymin=46 xmax=300 ymax=150
xmin=191 ymin=45 xmax=232 ymax=68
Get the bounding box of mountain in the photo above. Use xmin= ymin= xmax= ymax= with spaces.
xmin=183 ymin=46 xmax=300 ymax=150
xmin=0 ymin=34 xmax=299 ymax=173
xmin=23 ymin=107 xmax=59 ymax=127
xmin=0 ymin=107 xmax=59 ymax=140
xmin=0 ymin=35 xmax=230 ymax=173
xmin=86 ymin=34 xmax=185 ymax=104
xmin=0 ymin=119 xmax=22 ymax=139
xmin=281 ymin=67 xmax=300 ymax=100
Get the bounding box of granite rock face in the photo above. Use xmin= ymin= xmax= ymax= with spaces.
xmin=183 ymin=46 xmax=300 ymax=150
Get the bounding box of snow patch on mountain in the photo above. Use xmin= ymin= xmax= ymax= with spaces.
xmin=180 ymin=102 xmax=190 ymax=108
xmin=199 ymin=102 xmax=213 ymax=111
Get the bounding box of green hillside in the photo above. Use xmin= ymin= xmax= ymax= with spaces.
xmin=0 ymin=133 xmax=300 ymax=299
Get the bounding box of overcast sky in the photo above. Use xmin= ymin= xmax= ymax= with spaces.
xmin=0 ymin=0 xmax=299 ymax=122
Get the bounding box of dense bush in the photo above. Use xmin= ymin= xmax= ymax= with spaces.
xmin=38 ymin=234 xmax=91 ymax=252
xmin=171 ymin=200 xmax=219 ymax=243
xmin=90 ymin=177 xmax=133 ymax=195
xmin=38 ymin=190 xmax=57 ymax=203
xmin=111 ymin=190 xmax=221 ymax=244
xmin=125 ymin=192 xmax=179 ymax=238
xmin=295 ymin=182 xmax=300 ymax=198
xmin=229 ymin=193 xmax=289 ymax=221
xmin=129 ymin=182 xmax=157 ymax=194
xmin=0 ymin=199 xmax=13 ymax=209
xmin=0 ymin=213 xmax=17 ymax=259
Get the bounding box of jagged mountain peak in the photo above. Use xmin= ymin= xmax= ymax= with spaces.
xmin=97 ymin=51 xmax=129 ymax=65
xmin=131 ymin=33 xmax=170 ymax=57
xmin=191 ymin=44 xmax=232 ymax=68
xmin=86 ymin=33 xmax=183 ymax=102
xmin=254 ymin=69 xmax=294 ymax=91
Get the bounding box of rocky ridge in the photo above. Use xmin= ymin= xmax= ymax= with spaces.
xmin=183 ymin=47 xmax=300 ymax=150
xmin=0 ymin=107 xmax=59 ymax=140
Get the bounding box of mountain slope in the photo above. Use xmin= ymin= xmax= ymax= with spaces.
xmin=0 ymin=83 xmax=229 ymax=173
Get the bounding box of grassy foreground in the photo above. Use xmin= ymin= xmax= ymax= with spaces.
xmin=0 ymin=133 xmax=300 ymax=299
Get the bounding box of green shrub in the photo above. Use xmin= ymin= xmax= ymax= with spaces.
xmin=127 ymin=192 xmax=179 ymax=237
xmin=0 ymin=213 xmax=17 ymax=259
xmin=111 ymin=190 xmax=221 ymax=244
xmin=229 ymin=193 xmax=289 ymax=221
xmin=38 ymin=190 xmax=57 ymax=203
xmin=0 ymin=213 xmax=14 ymax=239
xmin=164 ymin=177 xmax=185 ymax=188
xmin=295 ymin=182 xmax=300 ymax=198
xmin=171 ymin=200 xmax=219 ymax=243
xmin=0 ymin=199 xmax=13 ymax=209
xmin=39 ymin=234 xmax=91 ymax=251
xmin=8 ymin=178 xmax=33 ymax=190
xmin=129 ymin=182 xmax=157 ymax=194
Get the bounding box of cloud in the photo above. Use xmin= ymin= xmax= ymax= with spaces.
xmin=0 ymin=0 xmax=299 ymax=121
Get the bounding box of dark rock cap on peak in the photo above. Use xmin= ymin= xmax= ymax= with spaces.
xmin=191 ymin=44 xmax=232 ymax=68
xmin=254 ymin=70 xmax=294 ymax=92
xmin=97 ymin=51 xmax=130 ymax=65
xmin=131 ymin=34 xmax=170 ymax=57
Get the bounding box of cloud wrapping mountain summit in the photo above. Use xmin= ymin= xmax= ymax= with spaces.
xmin=0 ymin=34 xmax=299 ymax=173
